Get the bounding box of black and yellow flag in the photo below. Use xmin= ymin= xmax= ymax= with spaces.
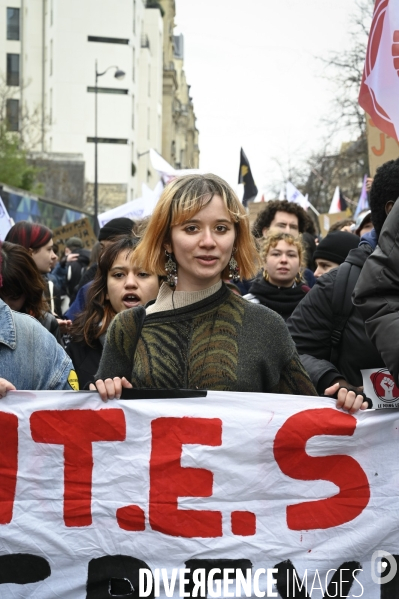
xmin=238 ymin=148 xmax=258 ymax=207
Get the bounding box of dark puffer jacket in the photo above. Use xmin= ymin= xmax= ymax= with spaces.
xmin=287 ymin=243 xmax=385 ymax=394
xmin=353 ymin=199 xmax=399 ymax=385
xmin=245 ymin=277 xmax=309 ymax=321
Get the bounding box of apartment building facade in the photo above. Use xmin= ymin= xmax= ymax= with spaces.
xmin=159 ymin=0 xmax=199 ymax=170
xmin=1 ymin=0 xmax=164 ymax=212
xmin=1 ymin=0 xmax=199 ymax=213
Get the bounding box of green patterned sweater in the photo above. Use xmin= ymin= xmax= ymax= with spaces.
xmin=97 ymin=284 xmax=317 ymax=395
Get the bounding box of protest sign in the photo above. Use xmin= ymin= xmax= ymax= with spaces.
xmin=1 ymin=390 xmax=398 ymax=598
xmin=317 ymin=210 xmax=352 ymax=237
xmin=362 ymin=367 xmax=399 ymax=409
xmin=367 ymin=116 xmax=399 ymax=177
xmin=52 ymin=217 xmax=97 ymax=253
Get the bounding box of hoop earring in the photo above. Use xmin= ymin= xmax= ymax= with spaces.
xmin=228 ymin=249 xmax=240 ymax=283
xmin=165 ymin=251 xmax=178 ymax=287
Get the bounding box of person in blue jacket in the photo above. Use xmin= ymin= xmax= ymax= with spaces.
xmin=0 ymin=297 xmax=77 ymax=395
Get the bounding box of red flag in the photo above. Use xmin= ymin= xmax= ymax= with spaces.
xmin=359 ymin=0 xmax=399 ymax=141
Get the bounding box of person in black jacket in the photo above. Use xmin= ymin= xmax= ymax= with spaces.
xmin=287 ymin=160 xmax=399 ymax=412
xmin=67 ymin=237 xmax=160 ymax=388
xmin=244 ymin=232 xmax=309 ymax=320
xmin=313 ymin=231 xmax=359 ymax=279
xmin=65 ymin=217 xmax=137 ymax=320
xmin=62 ymin=237 xmax=91 ymax=303
xmin=353 ymin=164 xmax=399 ymax=386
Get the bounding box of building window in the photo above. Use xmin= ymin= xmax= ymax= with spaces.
xmin=87 ymin=35 xmax=129 ymax=45
xmin=132 ymin=47 xmax=135 ymax=81
xmin=132 ymin=95 xmax=135 ymax=129
xmin=87 ymin=137 xmax=128 ymax=144
xmin=133 ymin=0 xmax=136 ymax=34
xmin=147 ymin=108 xmax=150 ymax=139
xmin=6 ymin=99 xmax=19 ymax=131
xmin=6 ymin=54 xmax=20 ymax=86
xmin=87 ymin=86 xmax=129 ymax=95
xmin=7 ymin=7 xmax=20 ymax=40
xmin=50 ymin=40 xmax=53 ymax=75
xmin=49 ymin=89 xmax=52 ymax=124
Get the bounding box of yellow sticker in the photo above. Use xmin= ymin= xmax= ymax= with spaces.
xmin=68 ymin=370 xmax=79 ymax=391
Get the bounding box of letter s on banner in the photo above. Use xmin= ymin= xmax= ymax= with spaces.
xmin=150 ymin=417 xmax=222 ymax=538
xmin=273 ymin=408 xmax=370 ymax=530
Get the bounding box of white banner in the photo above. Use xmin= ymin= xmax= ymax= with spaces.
xmin=1 ymin=391 xmax=399 ymax=598
xmin=97 ymin=183 xmax=163 ymax=227
xmin=0 ymin=194 xmax=13 ymax=240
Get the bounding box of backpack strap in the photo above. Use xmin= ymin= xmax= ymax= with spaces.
xmin=330 ymin=261 xmax=361 ymax=365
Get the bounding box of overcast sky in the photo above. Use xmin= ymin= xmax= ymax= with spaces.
xmin=175 ymin=0 xmax=366 ymax=198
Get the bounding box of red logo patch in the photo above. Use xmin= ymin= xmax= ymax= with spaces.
xmin=370 ymin=368 xmax=399 ymax=403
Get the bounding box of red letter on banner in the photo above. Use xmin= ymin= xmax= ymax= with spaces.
xmin=30 ymin=409 xmax=125 ymax=527
xmin=273 ymin=408 xmax=370 ymax=530
xmin=149 ymin=417 xmax=222 ymax=538
xmin=0 ymin=412 xmax=18 ymax=524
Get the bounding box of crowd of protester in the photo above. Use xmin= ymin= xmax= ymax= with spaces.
xmin=2 ymin=159 xmax=399 ymax=414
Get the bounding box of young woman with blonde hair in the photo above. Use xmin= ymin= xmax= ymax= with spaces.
xmin=244 ymin=233 xmax=309 ymax=320
xmin=93 ymin=174 xmax=316 ymax=399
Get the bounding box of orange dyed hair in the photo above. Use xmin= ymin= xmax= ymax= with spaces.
xmin=134 ymin=173 xmax=260 ymax=280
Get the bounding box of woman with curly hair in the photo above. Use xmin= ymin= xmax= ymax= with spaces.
xmin=67 ymin=236 xmax=160 ymax=388
xmin=0 ymin=241 xmax=63 ymax=343
xmin=244 ymin=232 xmax=309 ymax=321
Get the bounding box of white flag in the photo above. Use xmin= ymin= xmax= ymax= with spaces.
xmin=328 ymin=186 xmax=341 ymax=214
xmin=286 ymin=181 xmax=310 ymax=209
xmin=0 ymin=195 xmax=13 ymax=240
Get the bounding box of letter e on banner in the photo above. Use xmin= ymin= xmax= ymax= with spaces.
xmin=0 ymin=412 xmax=18 ymax=524
xmin=30 ymin=409 xmax=126 ymax=527
xmin=273 ymin=409 xmax=370 ymax=530
xmin=149 ymin=417 xmax=222 ymax=537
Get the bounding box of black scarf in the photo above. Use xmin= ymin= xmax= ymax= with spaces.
xmin=248 ymin=276 xmax=309 ymax=321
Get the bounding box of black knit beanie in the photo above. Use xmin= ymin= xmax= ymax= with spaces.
xmin=313 ymin=231 xmax=359 ymax=265
xmin=98 ymin=217 xmax=134 ymax=241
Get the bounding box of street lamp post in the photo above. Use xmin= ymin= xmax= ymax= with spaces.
xmin=93 ymin=61 xmax=125 ymax=234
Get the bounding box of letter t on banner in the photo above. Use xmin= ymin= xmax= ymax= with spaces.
xmin=0 ymin=412 xmax=18 ymax=524
xmin=30 ymin=409 xmax=126 ymax=527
